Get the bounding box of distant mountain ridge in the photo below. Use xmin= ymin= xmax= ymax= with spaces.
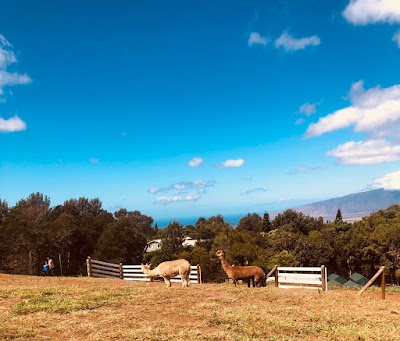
xmin=289 ymin=189 xmax=400 ymax=222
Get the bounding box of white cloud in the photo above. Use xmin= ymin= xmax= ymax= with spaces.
xmin=371 ymin=170 xmax=400 ymax=190
xmin=188 ymin=157 xmax=203 ymax=167
xmin=149 ymin=180 xmax=214 ymax=204
xmin=306 ymin=81 xmax=400 ymax=165
xmin=248 ymin=32 xmax=268 ymax=47
xmin=89 ymin=158 xmax=100 ymax=164
xmin=295 ymin=118 xmax=305 ymax=125
xmin=218 ymin=158 xmax=245 ymax=168
xmin=0 ymin=71 xmax=31 ymax=95
xmin=0 ymin=47 xmax=16 ymax=70
xmin=274 ymin=31 xmax=320 ymax=52
xmin=154 ymin=192 xmax=201 ymax=205
xmin=305 ymin=81 xmax=400 ymax=138
xmin=393 ymin=30 xmax=400 ymax=47
xmin=0 ymin=34 xmax=31 ymax=98
xmin=0 ymin=115 xmax=26 ymax=133
xmin=327 ymin=139 xmax=400 ymax=165
xmin=149 ymin=180 xmax=214 ymax=194
xmin=299 ymin=102 xmax=320 ymax=116
xmin=343 ymin=0 xmax=400 ymax=25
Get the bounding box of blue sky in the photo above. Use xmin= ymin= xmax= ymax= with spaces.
xmin=1 ymin=0 xmax=400 ymax=221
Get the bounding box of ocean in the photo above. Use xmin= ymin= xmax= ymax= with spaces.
xmin=154 ymin=213 xmax=245 ymax=228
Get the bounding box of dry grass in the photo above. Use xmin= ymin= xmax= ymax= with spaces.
xmin=0 ymin=274 xmax=399 ymax=340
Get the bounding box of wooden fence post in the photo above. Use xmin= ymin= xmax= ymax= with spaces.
xmin=119 ymin=263 xmax=124 ymax=279
xmin=357 ymin=266 xmax=385 ymax=298
xmin=321 ymin=265 xmax=327 ymax=292
xmin=265 ymin=266 xmax=277 ymax=284
xmin=275 ymin=265 xmax=279 ymax=287
xmin=86 ymin=257 xmax=92 ymax=277
xmin=197 ymin=264 xmax=202 ymax=284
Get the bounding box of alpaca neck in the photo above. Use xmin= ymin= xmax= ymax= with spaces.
xmin=143 ymin=267 xmax=159 ymax=277
xmin=220 ymin=257 xmax=232 ymax=274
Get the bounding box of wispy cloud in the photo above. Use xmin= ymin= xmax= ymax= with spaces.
xmin=217 ymin=159 xmax=245 ymax=168
xmin=289 ymin=166 xmax=321 ymax=175
xmin=305 ymin=80 xmax=400 ymax=165
xmin=0 ymin=34 xmax=31 ymax=97
xmin=393 ymin=30 xmax=400 ymax=47
xmin=154 ymin=192 xmax=201 ymax=205
xmin=248 ymin=32 xmax=268 ymax=47
xmin=0 ymin=115 xmax=26 ymax=133
xmin=242 ymin=187 xmax=268 ymax=196
xmin=89 ymin=158 xmax=100 ymax=164
xmin=0 ymin=34 xmax=12 ymax=48
xmin=295 ymin=118 xmax=305 ymax=125
xmin=371 ymin=170 xmax=400 ymax=190
xmin=188 ymin=157 xmax=203 ymax=167
xmin=149 ymin=180 xmax=214 ymax=194
xmin=299 ymin=101 xmax=321 ymax=116
xmin=343 ymin=0 xmax=400 ymax=25
xmin=149 ymin=179 xmax=215 ymax=205
xmin=274 ymin=31 xmax=320 ymax=52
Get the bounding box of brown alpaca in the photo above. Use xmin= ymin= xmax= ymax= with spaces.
xmin=141 ymin=259 xmax=191 ymax=288
xmin=215 ymin=250 xmax=266 ymax=288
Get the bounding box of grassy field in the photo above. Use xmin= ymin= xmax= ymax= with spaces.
xmin=0 ymin=274 xmax=399 ymax=340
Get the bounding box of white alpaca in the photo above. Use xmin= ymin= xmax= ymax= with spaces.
xmin=141 ymin=259 xmax=191 ymax=287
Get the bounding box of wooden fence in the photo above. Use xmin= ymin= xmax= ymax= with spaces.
xmin=86 ymin=257 xmax=202 ymax=284
xmin=357 ymin=266 xmax=386 ymax=300
xmin=270 ymin=266 xmax=328 ymax=291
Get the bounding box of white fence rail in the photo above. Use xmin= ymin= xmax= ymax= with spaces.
xmin=275 ymin=266 xmax=328 ymax=291
xmin=86 ymin=257 xmax=202 ymax=284
xmin=122 ymin=264 xmax=201 ymax=283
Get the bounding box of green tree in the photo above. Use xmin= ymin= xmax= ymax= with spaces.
xmin=294 ymin=230 xmax=334 ymax=267
xmin=94 ymin=221 xmax=147 ymax=264
xmin=114 ymin=209 xmax=155 ymax=238
xmin=261 ymin=211 xmax=272 ymax=232
xmin=0 ymin=199 xmax=9 ymax=270
xmin=273 ymin=209 xmax=323 ymax=235
xmin=1 ymin=193 xmax=51 ymax=274
xmin=335 ymin=209 xmax=343 ymax=223
xmin=50 ymin=197 xmax=114 ymax=275
xmin=159 ymin=221 xmax=185 ymax=261
xmin=268 ymin=250 xmax=299 ymax=268
xmin=237 ymin=213 xmax=262 ymax=233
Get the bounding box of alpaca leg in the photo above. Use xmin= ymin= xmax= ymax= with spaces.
xmin=186 ymin=274 xmax=191 ymax=287
xmin=182 ymin=273 xmax=190 ymax=287
xmin=164 ymin=277 xmax=171 ymax=287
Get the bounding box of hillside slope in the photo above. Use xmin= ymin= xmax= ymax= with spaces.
xmin=292 ymin=189 xmax=400 ymax=221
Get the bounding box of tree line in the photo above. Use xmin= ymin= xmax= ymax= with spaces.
xmin=1 ymin=193 xmax=399 ymax=284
